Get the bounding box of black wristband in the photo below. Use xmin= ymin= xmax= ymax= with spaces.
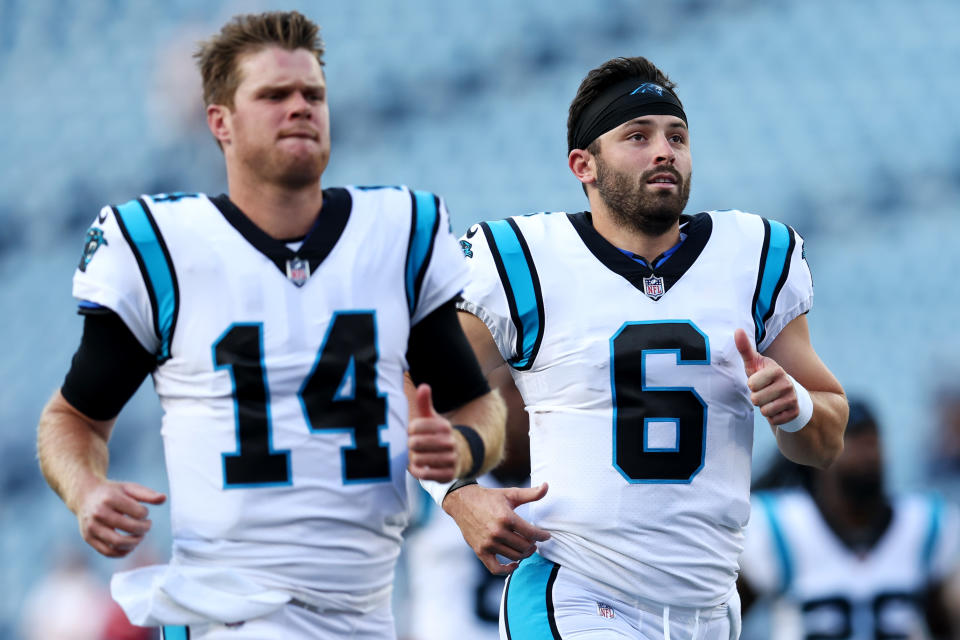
xmin=453 ymin=424 xmax=485 ymax=479
xmin=444 ymin=478 xmax=479 ymax=498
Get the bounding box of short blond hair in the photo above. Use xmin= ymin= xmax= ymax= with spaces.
xmin=194 ymin=11 xmax=324 ymax=109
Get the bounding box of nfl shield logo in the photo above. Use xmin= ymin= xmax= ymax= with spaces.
xmin=286 ymin=257 xmax=311 ymax=287
xmin=642 ymin=274 xmax=665 ymax=301
xmin=597 ymin=602 xmax=615 ymax=619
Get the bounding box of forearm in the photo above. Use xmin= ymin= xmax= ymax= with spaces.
xmin=37 ymin=390 xmax=114 ymax=513
xmin=774 ymin=389 xmax=847 ymax=468
xmin=446 ymin=388 xmax=506 ymax=477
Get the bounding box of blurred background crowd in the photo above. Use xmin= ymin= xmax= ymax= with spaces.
xmin=2 ymin=0 xmax=960 ymax=638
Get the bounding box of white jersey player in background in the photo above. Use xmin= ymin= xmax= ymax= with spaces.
xmin=36 ymin=11 xmax=505 ymax=640
xmin=405 ymin=367 xmax=531 ymax=640
xmin=738 ymin=399 xmax=960 ymax=639
xmin=435 ymin=56 xmax=848 ymax=639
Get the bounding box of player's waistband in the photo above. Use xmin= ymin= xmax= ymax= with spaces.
xmin=512 ymin=552 xmax=736 ymax=616
xmin=504 ymin=554 xmax=738 ymax=640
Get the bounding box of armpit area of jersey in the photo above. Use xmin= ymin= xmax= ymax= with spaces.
xmin=61 ymin=310 xmax=156 ymax=421
xmin=407 ymin=298 xmax=490 ymax=414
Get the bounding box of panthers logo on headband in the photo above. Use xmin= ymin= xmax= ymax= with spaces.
xmin=79 ymin=227 xmax=108 ymax=272
xmin=631 ymin=82 xmax=665 ymax=97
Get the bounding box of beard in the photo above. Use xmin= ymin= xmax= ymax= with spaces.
xmin=235 ymin=132 xmax=330 ymax=190
xmin=594 ymin=157 xmax=691 ymax=236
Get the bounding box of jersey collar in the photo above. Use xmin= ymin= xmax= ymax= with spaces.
xmin=566 ymin=211 xmax=712 ymax=300
xmin=210 ymin=188 xmax=352 ymax=285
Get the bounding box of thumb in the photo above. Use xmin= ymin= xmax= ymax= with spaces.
xmin=507 ymin=482 xmax=549 ymax=507
xmin=413 ymin=383 xmax=439 ymax=419
xmin=123 ymin=483 xmax=167 ymax=505
xmin=734 ymin=328 xmax=761 ymax=377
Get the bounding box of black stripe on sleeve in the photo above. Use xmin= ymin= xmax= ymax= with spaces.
xmin=505 ymin=217 xmax=545 ymax=371
xmin=412 ymin=193 xmax=441 ymax=314
xmin=404 ymin=190 xmax=418 ymax=314
xmin=480 ymin=222 xmax=525 ymax=365
xmin=761 ymin=225 xmax=796 ymax=332
xmin=750 ymin=218 xmax=773 ymax=346
xmin=139 ymin=198 xmax=181 ymax=363
xmin=112 ymin=204 xmax=159 ymax=344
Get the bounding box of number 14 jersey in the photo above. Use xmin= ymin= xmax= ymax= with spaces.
xmin=457 ymin=209 xmax=812 ymax=607
xmin=72 ymin=186 xmax=466 ymax=611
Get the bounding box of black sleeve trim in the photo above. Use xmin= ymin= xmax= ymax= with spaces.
xmin=61 ymin=311 xmax=156 ymax=421
xmin=407 ymin=298 xmax=491 ymax=414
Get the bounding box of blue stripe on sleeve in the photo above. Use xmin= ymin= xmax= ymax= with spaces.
xmin=485 ymin=220 xmax=541 ymax=369
xmin=406 ymin=191 xmax=439 ymax=315
xmin=115 ymin=200 xmax=176 ymax=360
xmin=753 ymin=221 xmax=791 ymax=344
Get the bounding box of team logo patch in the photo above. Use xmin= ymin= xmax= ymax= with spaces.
xmin=597 ymin=602 xmax=616 ymax=619
xmin=459 ymin=239 xmax=474 ymax=258
xmin=285 ymin=257 xmax=311 ymax=287
xmin=79 ymin=227 xmax=108 ymax=272
xmin=642 ymin=274 xmax=665 ymax=300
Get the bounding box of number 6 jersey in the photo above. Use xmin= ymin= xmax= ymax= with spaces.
xmin=72 ymin=186 xmax=466 ymax=621
xmin=457 ymin=209 xmax=812 ymax=607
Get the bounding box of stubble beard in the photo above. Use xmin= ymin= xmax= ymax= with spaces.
xmin=595 ymin=157 xmax=692 ymax=237
xmin=237 ymin=138 xmax=329 ymax=190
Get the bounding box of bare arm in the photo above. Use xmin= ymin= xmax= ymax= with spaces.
xmin=436 ymin=311 xmax=550 ymax=574
xmin=37 ymin=390 xmax=165 ymax=557
xmin=735 ymin=315 xmax=847 ymax=468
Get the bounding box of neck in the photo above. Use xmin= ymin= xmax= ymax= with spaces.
xmin=588 ymin=195 xmax=681 ymax=261
xmin=226 ymin=170 xmax=324 ymax=240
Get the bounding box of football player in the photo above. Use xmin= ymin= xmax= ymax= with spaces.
xmin=36 ymin=11 xmax=505 ymax=640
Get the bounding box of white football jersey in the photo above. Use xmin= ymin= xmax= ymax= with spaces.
xmin=73 ymin=187 xmax=466 ymax=614
xmin=740 ymin=490 xmax=960 ymax=640
xmin=457 ymin=209 xmax=812 ymax=607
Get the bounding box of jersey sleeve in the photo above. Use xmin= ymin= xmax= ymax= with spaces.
xmin=455 ymin=222 xmax=521 ymax=365
xmin=738 ymin=493 xmax=788 ymax=597
xmin=757 ymin=224 xmax=814 ymax=353
xmin=72 ymin=205 xmax=160 ymax=355
xmin=409 ymin=194 xmax=469 ymax=325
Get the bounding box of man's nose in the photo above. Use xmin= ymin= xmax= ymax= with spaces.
xmin=653 ymin=133 xmax=676 ymax=164
xmin=289 ymin=92 xmax=312 ymax=117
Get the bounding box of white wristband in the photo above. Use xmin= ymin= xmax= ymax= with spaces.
xmin=777 ymin=374 xmax=814 ymax=433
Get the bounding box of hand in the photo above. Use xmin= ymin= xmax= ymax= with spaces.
xmin=734 ymin=328 xmax=802 ymax=428
xmin=408 ymin=384 xmax=461 ymax=482
xmin=74 ymin=478 xmax=166 ymax=558
xmin=443 ymin=482 xmax=551 ymax=575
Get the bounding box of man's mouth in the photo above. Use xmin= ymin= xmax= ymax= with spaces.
xmin=646 ymin=173 xmax=678 ymax=185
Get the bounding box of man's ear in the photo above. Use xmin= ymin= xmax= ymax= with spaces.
xmin=568 ymin=147 xmax=596 ymax=186
xmin=206 ymin=104 xmax=231 ymax=147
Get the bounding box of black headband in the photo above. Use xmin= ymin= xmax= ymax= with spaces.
xmin=570 ymin=78 xmax=687 ymax=152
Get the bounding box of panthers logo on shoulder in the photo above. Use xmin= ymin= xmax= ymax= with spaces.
xmin=79 ymin=227 xmax=107 ymax=272
xmin=459 ymin=239 xmax=474 ymax=258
